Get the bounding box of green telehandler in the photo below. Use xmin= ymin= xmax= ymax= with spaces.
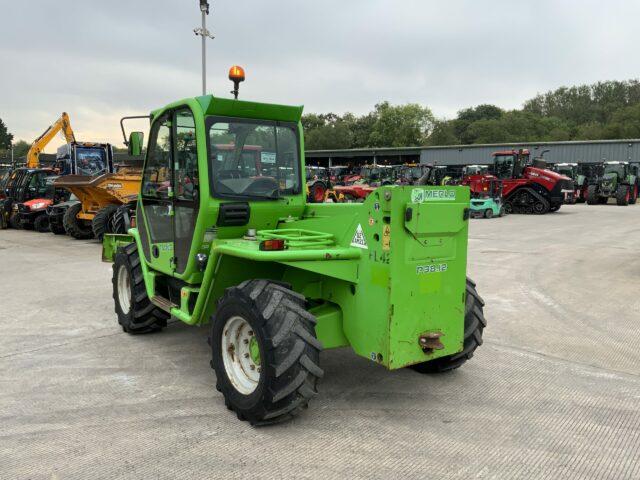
xmin=102 ymin=68 xmax=486 ymax=425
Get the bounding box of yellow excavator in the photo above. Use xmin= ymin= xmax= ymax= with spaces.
xmin=26 ymin=112 xmax=75 ymax=168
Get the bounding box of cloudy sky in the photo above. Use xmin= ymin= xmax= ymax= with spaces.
xmin=1 ymin=0 xmax=639 ymax=150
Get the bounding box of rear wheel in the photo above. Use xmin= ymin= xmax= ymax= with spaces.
xmin=410 ymin=278 xmax=486 ymax=373
xmin=310 ymin=182 xmax=326 ymax=203
xmin=63 ymin=203 xmax=94 ymax=239
xmin=484 ymin=208 xmax=493 ymax=219
xmin=92 ymin=205 xmax=118 ymax=240
xmin=629 ymin=185 xmax=638 ymax=205
xmin=112 ymin=243 xmax=168 ymax=333
xmin=210 ymin=280 xmax=323 ymax=425
xmin=33 ymin=214 xmax=50 ymax=233
xmin=616 ymin=185 xmax=629 ymax=206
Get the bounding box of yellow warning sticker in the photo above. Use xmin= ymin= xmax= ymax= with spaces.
xmin=382 ymin=224 xmax=391 ymax=251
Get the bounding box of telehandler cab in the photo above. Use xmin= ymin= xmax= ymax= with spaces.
xmin=103 ymin=68 xmax=486 ymax=425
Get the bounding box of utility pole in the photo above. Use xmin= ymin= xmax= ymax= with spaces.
xmin=194 ymin=0 xmax=214 ymax=95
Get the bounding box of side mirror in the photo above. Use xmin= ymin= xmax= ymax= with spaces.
xmin=128 ymin=132 xmax=144 ymax=156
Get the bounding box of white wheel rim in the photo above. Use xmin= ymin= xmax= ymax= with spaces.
xmin=221 ymin=316 xmax=261 ymax=395
xmin=117 ymin=264 xmax=131 ymax=314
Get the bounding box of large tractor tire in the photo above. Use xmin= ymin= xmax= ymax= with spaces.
xmin=309 ymin=181 xmax=327 ymax=203
xmin=586 ymin=185 xmax=599 ymax=205
xmin=112 ymin=243 xmax=168 ymax=333
xmin=110 ymin=202 xmax=136 ymax=234
xmin=210 ymin=279 xmax=323 ymax=425
xmin=92 ymin=204 xmax=118 ymax=240
xmin=63 ymin=203 xmax=94 ymax=239
xmin=616 ymin=185 xmax=630 ymax=206
xmin=50 ymin=222 xmax=66 ymax=235
xmin=33 ymin=215 xmax=50 ymax=233
xmin=629 ymin=185 xmax=638 ymax=205
xmin=9 ymin=212 xmax=21 ymax=229
xmin=411 ymin=277 xmax=486 ymax=374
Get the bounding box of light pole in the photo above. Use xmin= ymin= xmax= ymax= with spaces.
xmin=194 ymin=0 xmax=214 ymax=95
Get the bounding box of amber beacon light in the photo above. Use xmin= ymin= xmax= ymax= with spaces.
xmin=229 ymin=65 xmax=246 ymax=99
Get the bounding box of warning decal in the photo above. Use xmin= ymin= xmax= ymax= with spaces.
xmin=350 ymin=224 xmax=368 ymax=249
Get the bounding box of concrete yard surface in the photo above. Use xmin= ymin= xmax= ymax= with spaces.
xmin=0 ymin=203 xmax=639 ymax=479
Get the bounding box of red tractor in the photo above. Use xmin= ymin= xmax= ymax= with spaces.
xmin=488 ymin=149 xmax=574 ymax=214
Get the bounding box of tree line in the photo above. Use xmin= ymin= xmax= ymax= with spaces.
xmin=3 ymin=79 xmax=640 ymax=158
xmin=302 ymin=79 xmax=640 ymax=150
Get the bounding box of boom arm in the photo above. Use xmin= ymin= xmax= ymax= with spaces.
xmin=26 ymin=112 xmax=75 ymax=168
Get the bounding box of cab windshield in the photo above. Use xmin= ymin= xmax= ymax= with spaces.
xmin=75 ymin=147 xmax=108 ymax=176
xmin=208 ymin=119 xmax=301 ymax=199
xmin=558 ymin=168 xmax=575 ymax=178
xmin=604 ymin=164 xmax=625 ymax=177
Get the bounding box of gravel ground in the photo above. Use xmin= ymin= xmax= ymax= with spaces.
xmin=0 ymin=202 xmax=638 ymax=479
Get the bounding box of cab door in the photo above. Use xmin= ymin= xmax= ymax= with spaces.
xmin=139 ymin=113 xmax=175 ymax=275
xmin=172 ymin=108 xmax=199 ymax=275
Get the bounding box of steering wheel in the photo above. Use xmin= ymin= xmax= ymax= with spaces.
xmin=243 ymin=177 xmax=279 ymax=196
xmin=218 ymin=170 xmax=243 ymax=180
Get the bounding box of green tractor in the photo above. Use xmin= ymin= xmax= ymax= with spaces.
xmin=102 ymin=74 xmax=486 ymax=425
xmin=587 ymin=161 xmax=638 ymax=206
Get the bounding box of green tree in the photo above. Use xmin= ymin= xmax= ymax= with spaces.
xmin=452 ymin=104 xmax=503 ymax=144
xmin=602 ymin=103 xmax=640 ymax=139
xmin=12 ymin=140 xmax=30 ymax=158
xmin=302 ymin=113 xmax=354 ymax=150
xmin=368 ymin=102 xmax=434 ymax=147
xmin=427 ymin=120 xmax=459 ymax=146
xmin=0 ymin=118 xmax=14 ymax=151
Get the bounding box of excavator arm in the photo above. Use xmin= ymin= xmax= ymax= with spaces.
xmin=26 ymin=112 xmax=75 ymax=168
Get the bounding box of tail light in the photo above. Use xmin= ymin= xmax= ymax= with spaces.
xmin=259 ymin=239 xmax=286 ymax=251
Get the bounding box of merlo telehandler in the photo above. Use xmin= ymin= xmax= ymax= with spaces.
xmin=102 ymin=67 xmax=486 ymax=425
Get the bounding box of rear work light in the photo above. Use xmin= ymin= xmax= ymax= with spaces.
xmin=259 ymin=239 xmax=286 ymax=251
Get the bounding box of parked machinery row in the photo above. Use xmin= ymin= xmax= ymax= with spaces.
xmin=306 ymin=151 xmax=638 ymax=214
xmin=0 ymin=113 xmax=144 ymax=236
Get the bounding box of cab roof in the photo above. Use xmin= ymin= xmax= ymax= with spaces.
xmin=151 ymin=95 xmax=304 ymax=123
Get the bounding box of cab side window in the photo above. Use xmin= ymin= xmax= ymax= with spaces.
xmin=142 ymin=116 xmax=172 ymax=199
xmin=175 ymin=110 xmax=198 ymax=201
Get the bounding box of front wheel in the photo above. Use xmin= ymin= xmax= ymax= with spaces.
xmin=63 ymin=203 xmax=94 ymax=239
xmin=112 ymin=243 xmax=168 ymax=333
xmin=9 ymin=212 xmax=21 ymax=229
xmin=34 ymin=214 xmax=50 ymax=233
xmin=484 ymin=208 xmax=493 ymax=219
xmin=210 ymin=280 xmax=323 ymax=425
xmin=586 ymin=185 xmax=599 ymax=205
xmin=92 ymin=204 xmax=118 ymax=240
xmin=410 ymin=278 xmax=486 ymax=373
